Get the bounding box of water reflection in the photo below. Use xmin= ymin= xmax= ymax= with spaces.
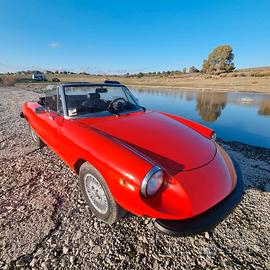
xmin=131 ymin=88 xmax=270 ymax=148
xmin=258 ymin=99 xmax=270 ymax=116
xmin=196 ymin=92 xmax=227 ymax=122
xmin=134 ymin=88 xmax=187 ymax=99
xmin=134 ymin=89 xmax=270 ymax=121
xmin=185 ymin=92 xmax=196 ymax=101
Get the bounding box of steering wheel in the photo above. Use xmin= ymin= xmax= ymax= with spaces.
xmin=107 ymin=97 xmax=126 ymax=111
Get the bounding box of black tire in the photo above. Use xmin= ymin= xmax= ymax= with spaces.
xmin=79 ymin=162 xmax=126 ymax=224
xmin=29 ymin=125 xmax=45 ymax=147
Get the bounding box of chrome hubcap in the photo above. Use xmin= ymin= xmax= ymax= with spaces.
xmin=84 ymin=174 xmax=108 ymax=214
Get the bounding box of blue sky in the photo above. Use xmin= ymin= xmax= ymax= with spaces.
xmin=0 ymin=0 xmax=269 ymax=74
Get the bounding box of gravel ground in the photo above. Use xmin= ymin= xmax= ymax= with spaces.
xmin=0 ymin=86 xmax=269 ymax=270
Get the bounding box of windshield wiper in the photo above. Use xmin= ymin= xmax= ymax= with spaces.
xmin=108 ymin=105 xmax=145 ymax=116
xmin=138 ymin=105 xmax=146 ymax=112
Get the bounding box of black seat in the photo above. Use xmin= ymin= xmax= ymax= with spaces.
xmin=89 ymin=93 xmax=101 ymax=107
xmin=82 ymin=93 xmax=101 ymax=109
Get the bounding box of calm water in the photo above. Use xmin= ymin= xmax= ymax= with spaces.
xmin=131 ymin=88 xmax=270 ymax=149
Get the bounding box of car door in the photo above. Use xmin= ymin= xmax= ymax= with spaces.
xmin=39 ymin=87 xmax=64 ymax=153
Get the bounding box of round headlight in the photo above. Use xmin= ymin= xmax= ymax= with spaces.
xmin=211 ymin=131 xmax=217 ymax=141
xmin=141 ymin=166 xmax=164 ymax=197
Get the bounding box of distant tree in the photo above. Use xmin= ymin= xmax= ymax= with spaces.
xmin=189 ymin=66 xmax=200 ymax=73
xmin=202 ymin=45 xmax=235 ymax=74
xmin=137 ymin=72 xmax=144 ymax=78
xmin=202 ymin=60 xmax=210 ymax=73
xmin=182 ymin=67 xmax=187 ymax=73
xmin=79 ymin=72 xmax=90 ymax=75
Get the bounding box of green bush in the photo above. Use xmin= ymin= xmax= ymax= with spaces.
xmin=137 ymin=72 xmax=144 ymax=78
xmin=202 ymin=45 xmax=235 ymax=74
xmin=189 ymin=66 xmax=200 ymax=73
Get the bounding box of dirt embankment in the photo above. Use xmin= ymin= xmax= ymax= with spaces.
xmin=0 ymin=87 xmax=269 ymax=269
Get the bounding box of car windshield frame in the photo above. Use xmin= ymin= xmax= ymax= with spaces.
xmin=62 ymin=83 xmax=141 ymax=118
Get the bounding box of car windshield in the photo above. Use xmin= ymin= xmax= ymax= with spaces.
xmin=64 ymin=85 xmax=140 ymax=117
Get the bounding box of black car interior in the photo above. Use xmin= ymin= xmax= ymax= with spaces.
xmin=65 ymin=87 xmax=130 ymax=116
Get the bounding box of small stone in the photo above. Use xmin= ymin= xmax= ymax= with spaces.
xmin=142 ymin=257 xmax=147 ymax=264
xmin=252 ymin=245 xmax=260 ymax=252
xmin=73 ymin=230 xmax=82 ymax=241
xmin=153 ymin=260 xmax=159 ymax=270
xmin=92 ymin=245 xmax=102 ymax=255
xmin=18 ymin=205 xmax=25 ymax=211
xmin=41 ymin=262 xmax=48 ymax=270
xmin=0 ymin=142 xmax=7 ymax=149
xmin=136 ymin=245 xmax=144 ymax=254
xmin=127 ymin=248 xmax=137 ymax=257
xmin=138 ymin=235 xmax=148 ymax=243
xmin=88 ymin=239 xmax=94 ymax=246
xmin=63 ymin=245 xmax=69 ymax=254
xmin=204 ymin=232 xmax=210 ymax=239
xmin=78 ymin=199 xmax=84 ymax=205
xmin=70 ymin=256 xmax=75 ymax=264
xmin=200 ymin=260 xmax=207 ymax=268
xmin=144 ymin=219 xmax=150 ymax=224
xmin=265 ymin=261 xmax=270 ymax=270
xmin=35 ymin=247 xmax=44 ymax=257
xmin=30 ymin=258 xmax=37 ymax=267
xmin=118 ymin=254 xmax=125 ymax=260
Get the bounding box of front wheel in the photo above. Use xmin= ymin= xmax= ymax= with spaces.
xmin=79 ymin=162 xmax=126 ymax=224
xmin=29 ymin=125 xmax=45 ymax=147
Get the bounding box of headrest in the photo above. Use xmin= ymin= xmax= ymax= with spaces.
xmin=88 ymin=93 xmax=100 ymax=100
xmin=96 ymin=88 xmax=108 ymax=93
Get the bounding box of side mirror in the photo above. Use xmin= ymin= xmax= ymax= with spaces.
xmin=38 ymin=97 xmax=45 ymax=106
xmin=35 ymin=106 xmax=47 ymax=114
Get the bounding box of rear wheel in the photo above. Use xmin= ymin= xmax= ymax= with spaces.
xmin=79 ymin=162 xmax=126 ymax=224
xmin=29 ymin=125 xmax=45 ymax=147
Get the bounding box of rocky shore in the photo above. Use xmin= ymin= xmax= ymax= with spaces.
xmin=0 ymin=87 xmax=269 ymax=269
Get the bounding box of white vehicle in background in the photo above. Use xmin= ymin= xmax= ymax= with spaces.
xmin=32 ymin=73 xmax=47 ymax=81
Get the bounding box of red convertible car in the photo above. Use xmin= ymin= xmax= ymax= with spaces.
xmin=21 ymin=81 xmax=244 ymax=236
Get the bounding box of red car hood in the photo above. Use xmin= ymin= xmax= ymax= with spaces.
xmin=78 ymin=111 xmax=216 ymax=173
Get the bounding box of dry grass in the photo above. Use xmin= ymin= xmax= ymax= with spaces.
xmin=49 ymin=73 xmax=270 ymax=93
xmin=3 ymin=67 xmax=270 ymax=93
xmin=0 ymin=75 xmax=17 ymax=86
